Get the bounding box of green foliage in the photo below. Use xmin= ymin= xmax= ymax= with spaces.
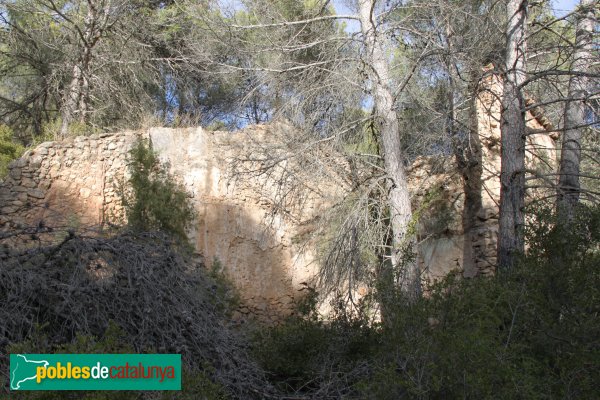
xmin=164 ymin=367 xmax=230 ymax=400
xmin=208 ymin=257 xmax=241 ymax=317
xmin=40 ymin=118 xmax=101 ymax=140
xmin=120 ymin=139 xmax=195 ymax=243
xmin=251 ymin=290 xmax=376 ymax=394
xmin=253 ymin=206 xmax=600 ymax=398
xmin=0 ymin=124 xmax=25 ymax=178
xmin=206 ymin=120 xmax=228 ymax=132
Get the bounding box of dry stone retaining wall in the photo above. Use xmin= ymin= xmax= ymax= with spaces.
xmin=0 ymin=92 xmax=558 ymax=318
xmin=0 ymin=132 xmax=133 ymax=231
xmin=0 ymin=125 xmax=330 ymax=323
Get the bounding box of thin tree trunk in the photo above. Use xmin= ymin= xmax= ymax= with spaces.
xmin=556 ymin=0 xmax=595 ymax=222
xmin=60 ymin=63 xmax=84 ymax=138
xmin=358 ymin=0 xmax=419 ymax=299
xmin=497 ymin=0 xmax=528 ymax=271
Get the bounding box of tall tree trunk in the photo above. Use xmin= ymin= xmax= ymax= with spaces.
xmin=358 ymin=0 xmax=420 ymax=300
xmin=59 ymin=1 xmax=111 ymax=138
xmin=556 ymin=0 xmax=595 ymax=223
xmin=497 ymin=0 xmax=528 ymax=271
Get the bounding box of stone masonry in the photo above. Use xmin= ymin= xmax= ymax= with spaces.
xmin=0 ymin=72 xmax=559 ymax=318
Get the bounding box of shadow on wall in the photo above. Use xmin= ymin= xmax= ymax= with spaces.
xmin=0 ymin=184 xmax=105 ymax=251
xmin=149 ymin=126 xmax=315 ymax=323
xmin=1 ymin=128 xmax=316 ymax=324
xmin=195 ymin=203 xmax=299 ymax=323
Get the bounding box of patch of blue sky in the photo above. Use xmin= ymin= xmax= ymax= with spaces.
xmin=552 ymin=0 xmax=579 ymax=17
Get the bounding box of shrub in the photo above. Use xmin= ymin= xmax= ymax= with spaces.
xmin=0 ymin=231 xmax=271 ymax=398
xmin=252 ymin=206 xmax=600 ymax=399
xmin=251 ymin=291 xmax=378 ymax=397
xmin=0 ymin=124 xmax=25 ymax=179
xmin=40 ymin=118 xmax=100 ymax=139
xmin=357 ymin=205 xmax=600 ymax=399
xmin=120 ymin=139 xmax=195 ymax=243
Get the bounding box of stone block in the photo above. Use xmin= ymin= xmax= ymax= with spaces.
xmin=29 ymin=156 xmax=43 ymax=169
xmin=79 ymin=188 xmax=92 ymax=199
xmin=9 ymin=168 xmax=21 ymax=180
xmin=27 ymin=189 xmax=45 ymax=199
xmin=21 ymin=179 xmax=37 ymax=188
xmin=1 ymin=206 xmax=18 ymax=214
xmin=9 ymin=158 xmax=27 ymax=169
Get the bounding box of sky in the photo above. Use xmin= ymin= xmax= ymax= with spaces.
xmin=552 ymin=0 xmax=580 ymax=17
xmin=220 ymin=0 xmax=580 ymax=19
xmin=332 ymin=0 xmax=581 ymax=15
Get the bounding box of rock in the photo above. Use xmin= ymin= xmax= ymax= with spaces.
xmin=39 ymin=180 xmax=52 ymax=190
xmin=79 ymin=188 xmax=92 ymax=199
xmin=49 ymin=167 xmax=61 ymax=179
xmin=29 ymin=156 xmax=43 ymax=169
xmin=9 ymin=168 xmax=21 ymax=180
xmin=9 ymin=158 xmax=27 ymax=169
xmin=1 ymin=206 xmax=18 ymax=214
xmin=27 ymin=189 xmax=45 ymax=199
xmin=21 ymin=178 xmax=37 ymax=188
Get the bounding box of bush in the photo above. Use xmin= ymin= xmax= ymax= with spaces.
xmin=0 ymin=231 xmax=271 ymax=398
xmin=120 ymin=139 xmax=195 ymax=243
xmin=360 ymin=205 xmax=600 ymax=399
xmin=0 ymin=124 xmax=25 ymax=179
xmin=40 ymin=118 xmax=100 ymax=140
xmin=251 ymin=291 xmax=378 ymax=397
xmin=252 ymin=206 xmax=600 ymax=399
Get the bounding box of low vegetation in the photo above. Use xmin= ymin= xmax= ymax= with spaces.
xmin=251 ymin=205 xmax=600 ymax=399
xmin=1 ymin=197 xmax=598 ymax=399
xmin=0 ymin=125 xmax=25 ymax=179
xmin=120 ymin=139 xmax=195 ymax=244
xmin=0 ymin=230 xmax=270 ymax=399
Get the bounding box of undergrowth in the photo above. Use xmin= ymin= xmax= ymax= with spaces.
xmin=120 ymin=139 xmax=195 ymax=244
xmin=251 ymin=205 xmax=600 ymax=399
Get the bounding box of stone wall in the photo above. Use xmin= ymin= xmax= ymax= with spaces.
xmin=413 ymin=69 xmax=558 ymax=279
xmin=0 ymin=125 xmax=334 ymax=323
xmin=0 ymin=75 xmax=559 ymax=318
xmin=0 ymin=132 xmax=132 ymax=230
